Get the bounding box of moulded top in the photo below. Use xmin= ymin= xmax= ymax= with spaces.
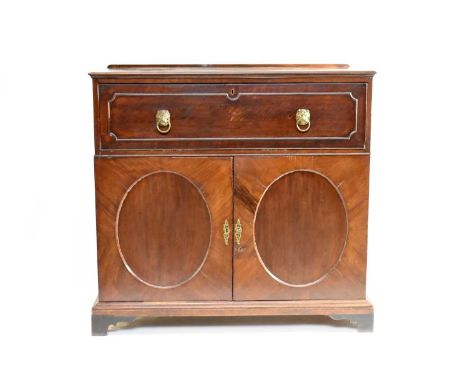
xmin=89 ymin=64 xmax=375 ymax=78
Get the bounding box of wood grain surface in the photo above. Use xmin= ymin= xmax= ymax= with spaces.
xmin=233 ymin=155 xmax=370 ymax=300
xmin=117 ymin=172 xmax=211 ymax=288
xmin=95 ymin=156 xmax=233 ymax=301
xmin=254 ymin=170 xmax=348 ymax=286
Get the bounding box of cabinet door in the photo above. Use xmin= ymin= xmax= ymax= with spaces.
xmin=233 ymin=156 xmax=369 ymax=300
xmin=95 ymin=157 xmax=233 ymax=301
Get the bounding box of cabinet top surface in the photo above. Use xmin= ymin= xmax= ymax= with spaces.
xmin=90 ymin=64 xmax=375 ymax=78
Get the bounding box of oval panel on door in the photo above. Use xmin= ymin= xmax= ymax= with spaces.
xmin=254 ymin=170 xmax=348 ymax=287
xmin=117 ymin=171 xmax=211 ymax=288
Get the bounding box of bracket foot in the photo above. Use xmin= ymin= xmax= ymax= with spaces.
xmin=330 ymin=313 xmax=374 ymax=332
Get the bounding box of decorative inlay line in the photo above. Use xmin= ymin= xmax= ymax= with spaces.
xmin=252 ymin=169 xmax=349 ymax=288
xmin=106 ymin=91 xmax=359 ymax=142
xmin=115 ymin=170 xmax=212 ymax=289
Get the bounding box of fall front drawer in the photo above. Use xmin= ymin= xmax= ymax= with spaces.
xmin=97 ymin=83 xmax=368 ymax=150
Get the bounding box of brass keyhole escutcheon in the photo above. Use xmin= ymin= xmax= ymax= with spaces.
xmin=235 ymin=219 xmax=242 ymax=245
xmin=227 ymin=88 xmax=238 ymax=100
xmin=223 ymin=219 xmax=230 ymax=246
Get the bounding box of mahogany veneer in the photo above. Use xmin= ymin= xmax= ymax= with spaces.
xmin=90 ymin=64 xmax=375 ymax=335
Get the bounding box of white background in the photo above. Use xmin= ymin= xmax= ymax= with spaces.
xmin=1 ymin=0 xmax=467 ymax=380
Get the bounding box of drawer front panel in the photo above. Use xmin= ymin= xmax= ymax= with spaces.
xmin=98 ymin=83 xmax=368 ymax=150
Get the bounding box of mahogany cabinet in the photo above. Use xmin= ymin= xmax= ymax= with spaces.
xmin=90 ymin=64 xmax=375 ymax=335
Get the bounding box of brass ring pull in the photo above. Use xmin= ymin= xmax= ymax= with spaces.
xmin=296 ymin=109 xmax=311 ymax=133
xmin=155 ymin=110 xmax=171 ymax=134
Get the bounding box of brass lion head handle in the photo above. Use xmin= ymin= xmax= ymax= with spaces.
xmin=296 ymin=109 xmax=311 ymax=133
xmin=155 ymin=110 xmax=171 ymax=134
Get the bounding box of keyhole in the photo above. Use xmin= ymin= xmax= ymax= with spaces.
xmin=230 ymin=88 xmax=235 ymax=96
